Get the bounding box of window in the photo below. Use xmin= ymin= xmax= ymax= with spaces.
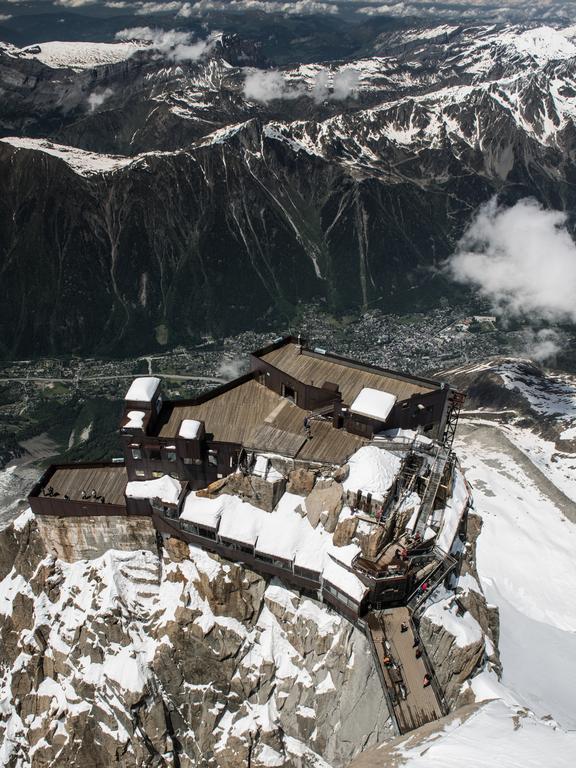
xmin=135 ymin=470 xmax=145 ymax=478
xmin=148 ymin=447 xmax=161 ymax=461
xmin=208 ymin=453 xmax=218 ymax=467
xmin=131 ymin=447 xmax=142 ymax=460
xmin=152 ymin=471 xmax=163 ymax=478
xmin=165 ymin=450 xmax=177 ymax=462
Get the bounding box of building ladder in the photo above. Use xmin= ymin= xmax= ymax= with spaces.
xmin=413 ymin=447 xmax=449 ymax=538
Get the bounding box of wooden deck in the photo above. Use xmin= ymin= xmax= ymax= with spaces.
xmin=45 ymin=465 xmax=128 ymax=506
xmin=260 ymin=343 xmax=437 ymax=403
xmin=368 ymin=608 xmax=443 ymax=734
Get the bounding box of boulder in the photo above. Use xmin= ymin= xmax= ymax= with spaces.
xmin=332 ymin=464 xmax=350 ymax=483
xmin=358 ymin=524 xmax=386 ymax=559
xmin=333 ymin=516 xmax=358 ymax=547
xmin=305 ymin=482 xmax=343 ymax=530
xmin=286 ymin=467 xmax=316 ymax=496
xmin=219 ymin=472 xmax=286 ymax=512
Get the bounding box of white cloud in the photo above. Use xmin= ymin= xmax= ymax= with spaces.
xmin=115 ymin=26 xmax=217 ymax=61
xmin=331 ymin=68 xmax=360 ymax=99
xmin=244 ymin=70 xmax=301 ymax=102
xmin=135 ymin=1 xmax=183 ymax=13
xmin=180 ymin=0 xmax=339 ymax=15
xmin=245 ymin=67 xmax=360 ymax=103
xmin=87 ymin=87 xmax=114 ymax=112
xmin=54 ymin=0 xmax=97 ymax=7
xmin=446 ymin=198 xmax=576 ymax=323
xmin=0 ymin=13 xmax=13 ymax=20
xmin=521 ymin=328 xmax=562 ymax=363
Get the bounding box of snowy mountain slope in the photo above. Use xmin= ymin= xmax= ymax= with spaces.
xmin=4 ymin=40 xmax=144 ymax=71
xmin=455 ymin=423 xmax=576 ymax=729
xmin=3 ymin=24 xmax=576 ymax=355
xmin=349 ymin=698 xmax=575 ymax=768
xmin=445 ymin=360 xmax=576 ymax=503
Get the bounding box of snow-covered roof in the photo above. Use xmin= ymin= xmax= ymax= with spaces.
xmin=179 ymin=419 xmax=202 ymax=439
xmin=255 ymin=512 xmax=307 ymax=561
xmin=125 ymin=377 xmax=161 ymax=402
xmin=218 ymin=496 xmax=269 ymax=546
xmin=125 ymin=475 xmax=182 ymax=505
xmin=436 ymin=468 xmax=470 ymax=554
xmin=124 ymin=410 xmax=145 ymax=429
xmin=327 ymin=543 xmax=360 ymax=569
xmin=381 ymin=427 xmax=432 ymax=446
xmin=252 ymin=455 xmax=284 ymax=483
xmin=350 ymin=387 xmax=397 ymax=422
xmin=343 ymin=445 xmax=402 ymax=501
xmin=180 ymin=493 xmax=225 ymax=529
xmin=322 ymin=557 xmax=367 ymax=604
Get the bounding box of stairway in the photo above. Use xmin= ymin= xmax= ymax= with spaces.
xmin=413 ymin=448 xmax=449 ymax=538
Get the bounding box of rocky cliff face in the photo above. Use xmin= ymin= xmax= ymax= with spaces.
xmin=417 ymin=513 xmax=501 ymax=709
xmin=0 ymin=512 xmax=392 ymax=767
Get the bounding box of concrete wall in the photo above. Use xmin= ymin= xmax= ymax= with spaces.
xmin=36 ymin=514 xmax=157 ymax=562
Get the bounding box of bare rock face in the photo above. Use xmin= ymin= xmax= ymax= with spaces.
xmin=332 ymin=464 xmax=350 ymax=483
xmin=305 ymin=481 xmax=343 ymax=530
xmin=0 ymin=512 xmax=392 ymax=767
xmin=358 ymin=523 xmax=386 ymax=559
xmin=219 ymin=473 xmax=286 ymax=512
xmin=36 ymin=513 xmax=158 ymax=562
xmin=419 ymin=600 xmax=485 ymax=707
xmin=333 ymin=516 xmax=358 ymax=547
xmin=286 ymin=468 xmax=316 ymax=496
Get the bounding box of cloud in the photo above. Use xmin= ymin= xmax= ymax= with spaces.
xmin=135 ymin=1 xmax=183 ymax=13
xmin=181 ymin=0 xmax=339 ymax=15
xmin=115 ymin=26 xmax=217 ymax=61
xmin=244 ymin=68 xmax=360 ymax=103
xmin=244 ymin=70 xmax=302 ymax=102
xmin=0 ymin=13 xmax=13 ymax=20
xmin=331 ymin=68 xmax=360 ymax=100
xmin=54 ymin=0 xmax=97 ymax=7
xmin=446 ymin=198 xmax=576 ymax=323
xmin=353 ymin=0 xmax=576 ymax=23
xmin=87 ymin=87 xmax=114 ymax=112
xmin=217 ymin=355 xmax=247 ymax=380
xmin=521 ymin=328 xmax=562 ymax=363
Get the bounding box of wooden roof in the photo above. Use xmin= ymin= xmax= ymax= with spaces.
xmin=260 ymin=343 xmax=438 ymax=403
xmin=158 ymin=378 xmax=366 ymax=465
xmin=47 ymin=465 xmax=127 ymax=506
xmin=158 ymin=379 xmax=282 ymax=444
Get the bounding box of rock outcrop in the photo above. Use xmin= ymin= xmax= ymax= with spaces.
xmin=417 ymin=513 xmax=501 ymax=707
xmin=0 ymin=513 xmax=392 ymax=767
xmin=419 ymin=599 xmax=485 ymax=707
xmin=35 ymin=513 xmax=158 ymax=562
xmin=305 ymin=481 xmax=343 ymax=530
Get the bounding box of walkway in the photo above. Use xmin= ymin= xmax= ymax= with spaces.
xmin=368 ymin=608 xmax=443 ymax=734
